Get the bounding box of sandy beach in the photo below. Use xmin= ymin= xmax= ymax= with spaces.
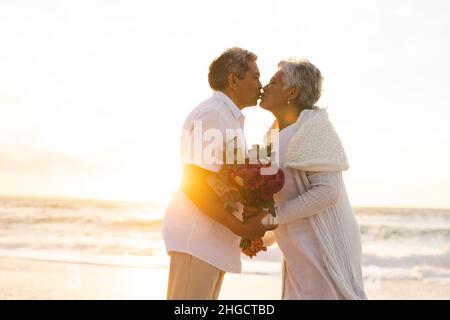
xmin=0 ymin=257 xmax=449 ymax=300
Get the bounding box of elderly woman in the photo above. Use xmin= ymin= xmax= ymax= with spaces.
xmin=257 ymin=59 xmax=367 ymax=299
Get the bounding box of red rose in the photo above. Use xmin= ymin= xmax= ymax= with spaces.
xmin=260 ymin=169 xmax=285 ymax=200
xmin=270 ymin=169 xmax=285 ymax=194
xmin=236 ymin=164 xmax=264 ymax=190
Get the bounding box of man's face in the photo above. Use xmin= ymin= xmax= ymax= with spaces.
xmin=234 ymin=61 xmax=262 ymax=108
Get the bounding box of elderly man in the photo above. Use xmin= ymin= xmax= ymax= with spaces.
xmin=163 ymin=47 xmax=276 ymax=300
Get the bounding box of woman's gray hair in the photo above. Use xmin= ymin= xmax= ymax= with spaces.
xmin=208 ymin=47 xmax=257 ymax=90
xmin=278 ymin=58 xmax=323 ymax=108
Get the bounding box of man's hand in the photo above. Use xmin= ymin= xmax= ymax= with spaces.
xmin=181 ymin=164 xmax=251 ymax=237
xmin=242 ymin=206 xmax=263 ymax=220
xmin=239 ymin=211 xmax=277 ymax=240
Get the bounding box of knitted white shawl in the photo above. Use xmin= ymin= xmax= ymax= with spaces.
xmin=285 ymin=108 xmax=349 ymax=172
xmin=284 ymin=108 xmax=367 ymax=300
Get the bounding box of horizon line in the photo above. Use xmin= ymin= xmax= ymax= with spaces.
xmin=0 ymin=193 xmax=449 ymax=211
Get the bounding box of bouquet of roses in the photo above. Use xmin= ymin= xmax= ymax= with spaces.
xmin=207 ymin=146 xmax=284 ymax=258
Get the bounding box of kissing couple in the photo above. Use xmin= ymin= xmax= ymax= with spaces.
xmin=163 ymin=47 xmax=367 ymax=300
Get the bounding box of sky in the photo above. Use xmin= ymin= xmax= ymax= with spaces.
xmin=1 ymin=0 xmax=449 ymax=208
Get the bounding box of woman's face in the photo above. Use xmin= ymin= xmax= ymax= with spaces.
xmin=259 ymin=70 xmax=290 ymax=113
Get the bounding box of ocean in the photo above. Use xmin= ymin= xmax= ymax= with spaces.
xmin=0 ymin=197 xmax=449 ymax=286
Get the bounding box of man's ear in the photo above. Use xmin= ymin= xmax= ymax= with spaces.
xmin=227 ymin=72 xmax=239 ymax=90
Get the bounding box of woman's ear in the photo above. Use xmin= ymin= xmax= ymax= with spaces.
xmin=288 ymin=86 xmax=301 ymax=101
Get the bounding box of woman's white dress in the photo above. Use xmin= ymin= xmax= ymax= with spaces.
xmin=273 ymin=118 xmax=364 ymax=300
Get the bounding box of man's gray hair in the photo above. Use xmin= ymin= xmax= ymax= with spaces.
xmin=278 ymin=58 xmax=323 ymax=108
xmin=208 ymin=47 xmax=257 ymax=90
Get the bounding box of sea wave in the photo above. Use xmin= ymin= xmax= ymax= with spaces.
xmin=1 ymin=198 xmax=449 ymax=285
xmin=360 ymin=225 xmax=450 ymax=240
xmin=0 ymin=247 xmax=449 ymax=284
xmin=363 ymin=248 xmax=450 ymax=269
xmin=0 ymin=249 xmax=169 ymax=269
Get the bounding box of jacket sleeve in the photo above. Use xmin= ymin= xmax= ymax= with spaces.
xmin=275 ymin=171 xmax=342 ymax=225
